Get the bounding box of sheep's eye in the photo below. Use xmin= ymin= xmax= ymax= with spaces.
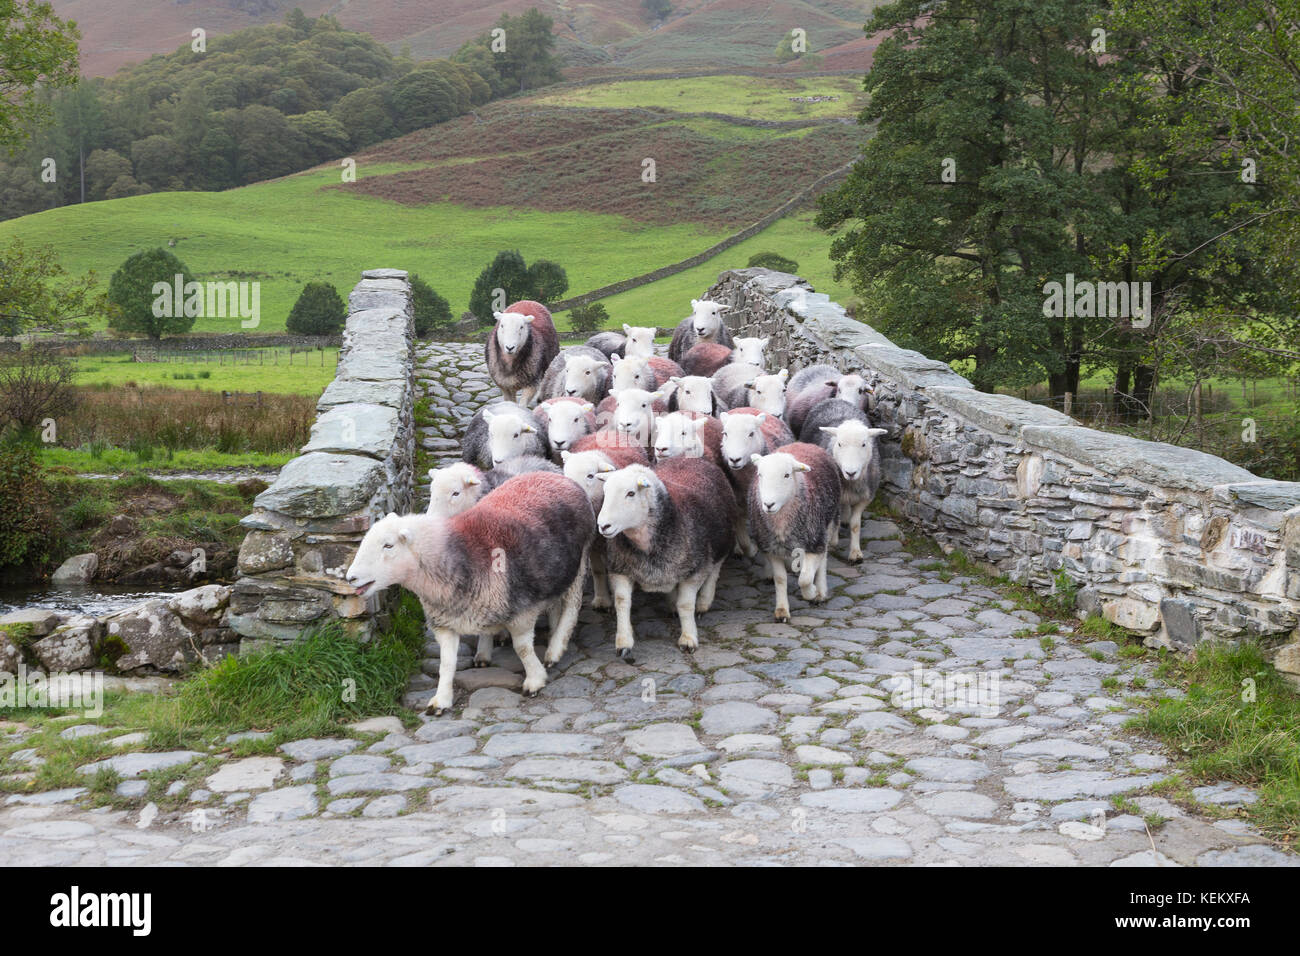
xmin=513 ymin=432 xmax=520 ymax=439
xmin=586 ymin=473 xmax=594 ymax=481
xmin=626 ymin=490 xmax=635 ymax=498
xmin=452 ymin=491 xmax=460 ymax=497
xmin=383 ymin=543 xmax=394 ymax=550
xmin=784 ymin=473 xmax=791 ymax=479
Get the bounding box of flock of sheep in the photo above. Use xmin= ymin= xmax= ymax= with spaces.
xmin=346 ymin=299 xmax=887 ymax=715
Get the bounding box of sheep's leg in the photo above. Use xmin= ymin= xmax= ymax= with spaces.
xmin=733 ymin=515 xmax=757 ymax=558
xmin=798 ymin=548 xmax=819 ymax=601
xmin=473 ymin=632 xmax=493 ymax=667
xmin=696 ymin=559 xmax=723 ymax=612
xmin=508 ymin=610 xmax=547 ymax=697
xmin=425 ymin=627 xmax=461 ymax=716
xmin=675 ymin=576 xmax=703 ymax=652
xmin=830 ymin=506 xmax=842 ymax=548
xmin=518 ymin=385 xmax=537 ymax=406
xmin=611 ymin=573 xmax=637 ymax=660
xmin=544 ymin=555 xmax=586 ymax=667
xmin=590 ymin=546 xmax=611 ymax=610
xmin=848 ymin=500 xmax=867 ymax=563
xmin=816 ymin=549 xmax=830 ymax=601
xmin=769 ymin=553 xmax=790 ymax=623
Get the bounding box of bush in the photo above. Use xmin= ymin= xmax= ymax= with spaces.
xmin=568 ymin=302 xmax=609 ymax=336
xmin=0 ymin=439 xmax=55 ymax=575
xmin=0 ymin=345 xmax=77 ymax=437
xmin=467 ymin=250 xmax=570 ymax=321
xmin=285 ymin=281 xmax=346 ymax=336
xmin=526 ymin=259 xmax=569 ymax=304
xmin=106 ymin=248 xmax=197 ymax=339
xmin=747 ymin=252 xmax=799 ymax=273
xmin=409 ymin=273 xmax=453 ymax=337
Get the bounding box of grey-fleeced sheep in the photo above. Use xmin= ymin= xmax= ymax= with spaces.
xmin=711 ymin=364 xmax=788 ymax=415
xmin=610 ymin=354 xmax=684 ymax=394
xmin=485 ymin=300 xmax=560 ymax=406
xmin=718 ymin=408 xmax=796 ymax=556
xmin=800 ymin=399 xmax=888 ymax=563
xmin=481 ymin=454 xmax=562 ymax=494
xmin=345 ymin=471 xmax=593 ymax=714
xmin=786 ymin=363 xmax=872 ymax=436
xmin=666 ymin=375 xmax=719 ymax=415
xmin=537 ymin=345 xmax=612 ymax=403
xmin=652 ymin=411 xmax=725 ymax=470
xmin=534 ymin=397 xmax=598 ymax=457
xmin=747 ymin=442 xmax=842 ymax=622
xmin=585 ymin=331 xmax=626 ymax=360
xmin=461 ymin=401 xmax=547 ymax=470
xmin=597 ymin=458 xmax=736 ymax=658
xmin=668 ymin=298 xmax=733 ymax=364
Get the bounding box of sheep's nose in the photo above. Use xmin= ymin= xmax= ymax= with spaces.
xmin=553 ymin=439 xmax=567 ymax=450
xmin=505 ymin=345 xmax=516 ymax=354
xmin=599 ymin=523 xmax=612 ymax=535
xmin=565 ymin=388 xmax=577 ymax=396
xmin=727 ymin=457 xmax=743 ymax=468
xmin=763 ymin=502 xmax=777 ymax=512
xmin=844 ymin=469 xmax=859 ymax=479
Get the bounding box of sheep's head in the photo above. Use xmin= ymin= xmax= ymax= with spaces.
xmin=835 ymin=373 xmax=872 ymax=409
xmin=562 ymin=354 xmax=608 ymax=400
xmin=596 ymin=466 xmax=656 ymax=539
xmin=752 ymin=451 xmax=810 ymax=514
xmin=653 ymin=412 xmax=707 ymax=460
xmin=610 ymin=354 xmax=655 ymax=393
xmin=484 ymin=408 xmax=536 ymax=467
xmin=561 ymin=449 xmax=615 ymax=506
xmin=689 ymin=298 xmax=726 ymax=339
xmin=820 ymin=421 xmax=887 ymax=481
xmin=544 ymin=399 xmax=595 ymax=452
xmin=493 ymin=310 xmax=534 ymax=354
xmin=613 ymin=387 xmax=660 ymax=444
xmin=669 ymin=375 xmax=714 ymax=415
xmin=732 ymin=336 xmax=768 ymax=368
xmin=347 ymin=513 xmax=421 ymax=596
xmin=427 ymin=463 xmax=482 ymax=517
xmin=720 ymin=411 xmax=769 ymax=470
xmin=746 ymin=368 xmax=788 ymax=417
xmin=622 ymin=325 xmax=656 ymax=357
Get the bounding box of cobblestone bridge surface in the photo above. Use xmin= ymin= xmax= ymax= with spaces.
xmin=1 ymin=344 xmax=1294 ymax=867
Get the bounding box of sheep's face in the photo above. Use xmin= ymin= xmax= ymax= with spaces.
xmin=561 ymin=450 xmax=614 ymax=506
xmin=752 ymin=452 xmax=810 ymax=514
xmin=597 ymin=468 xmax=655 ymax=538
xmin=746 ymin=369 xmax=788 ymax=417
xmin=614 ymin=388 xmax=657 ymax=444
xmin=671 ymin=375 xmax=714 ymax=414
xmin=653 ymin=412 xmax=706 ymax=460
xmin=732 ymin=337 xmax=768 ymax=368
xmin=494 ymin=311 xmax=533 ymax=354
xmin=562 ymin=355 xmax=607 ymax=399
xmin=347 ymin=514 xmax=419 ymax=596
xmin=610 ymin=355 xmax=654 ymax=393
xmin=689 ymin=298 xmax=726 ymax=339
xmin=720 ymin=411 xmax=769 ymax=470
xmin=622 ymin=325 xmax=655 ymax=357
xmin=485 ymin=410 xmax=536 ymax=467
xmin=546 ymin=400 xmax=595 ymax=452
xmin=821 ymin=421 xmax=887 ymax=481
xmin=835 ymin=373 xmax=871 ymax=409
xmin=427 ymin=464 xmax=482 ymax=517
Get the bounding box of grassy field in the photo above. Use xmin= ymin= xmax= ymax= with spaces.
xmin=530 ymin=74 xmax=866 ymax=120
xmin=73 ymin=350 xmax=339 ymax=396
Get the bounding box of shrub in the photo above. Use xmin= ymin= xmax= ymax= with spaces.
xmin=0 ymin=345 xmax=77 ymax=437
xmin=0 ymin=439 xmax=55 ymax=574
xmin=568 ymin=302 xmax=609 ymax=336
xmin=106 ymin=248 xmax=196 ymax=339
xmin=747 ymin=251 xmax=799 ymax=273
xmin=285 ymin=281 xmax=346 ymax=336
xmin=409 ymin=273 xmax=453 ymax=337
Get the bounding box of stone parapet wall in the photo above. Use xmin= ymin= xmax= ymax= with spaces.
xmin=229 ymin=270 xmax=416 ymax=648
xmin=708 ymin=268 xmax=1300 ymax=665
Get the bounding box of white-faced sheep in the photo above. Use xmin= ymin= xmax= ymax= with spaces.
xmin=609 ymin=353 xmax=683 ymax=394
xmin=712 ymin=364 xmax=788 ymax=416
xmin=785 ymin=363 xmax=872 ymax=436
xmin=533 ymin=397 xmax=598 ymax=457
xmin=597 ymin=458 xmax=736 ymax=657
xmin=800 ymin=399 xmax=887 ymax=563
xmin=748 ymin=442 xmax=842 ymax=622
xmin=652 ymin=411 xmax=725 ymax=470
xmin=718 ymin=408 xmax=796 ymax=555
xmin=461 ymin=402 xmax=546 ymax=470
xmin=666 ymin=375 xmax=719 ymax=415
xmin=346 ymin=472 xmax=593 ymax=714
xmin=622 ymin=325 xmax=657 ymax=358
xmin=426 ymin=462 xmax=484 ymax=517
xmin=610 ymin=386 xmax=672 ymax=449
xmin=731 ymin=336 xmax=769 ymax=368
xmin=560 ymin=441 xmax=647 ymax=610
xmin=537 ymin=345 xmax=612 ymax=403
xmin=485 ymin=300 xmax=560 ymax=406
xmin=668 ymin=299 xmax=733 ymax=364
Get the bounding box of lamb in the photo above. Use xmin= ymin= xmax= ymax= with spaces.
xmin=597 ymin=458 xmax=736 ymax=657
xmin=426 ymin=463 xmax=484 ymax=517
xmin=346 ymin=471 xmax=593 ymax=714
xmin=711 ymin=364 xmax=788 ymax=416
xmin=537 ymin=345 xmax=612 ymax=402
xmin=785 ymin=363 xmax=872 ymax=436
xmin=801 ymin=399 xmax=888 ymax=563
xmin=652 ymin=411 xmax=725 ymax=470
xmin=668 ymin=298 xmax=733 ymax=364
xmin=731 ymin=336 xmax=769 ymax=368
xmin=622 ymin=325 xmax=656 ymax=358
xmin=747 ymin=443 xmax=841 ymax=622
xmin=609 ymin=353 xmax=684 ymax=394
xmin=666 ymin=375 xmax=719 ymax=415
xmin=718 ymin=408 xmax=796 ymax=556
xmin=485 ymin=300 xmax=560 ymax=406
xmin=461 ymin=402 xmax=546 ymax=470
xmin=679 ymin=341 xmax=733 ymax=378
xmin=533 ymin=397 xmax=598 ymax=456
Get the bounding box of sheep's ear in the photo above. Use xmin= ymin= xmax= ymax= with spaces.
xmin=560 ymin=450 xmax=572 ymax=463
xmin=795 ymin=462 xmax=812 ymax=473
xmin=755 ymin=413 xmax=767 ymax=423
xmin=760 ymin=337 xmax=769 ymax=347
xmin=398 ymin=528 xmax=411 ymax=543
xmin=599 ymin=462 xmax=615 ymax=473
xmin=492 ymin=311 xmax=504 ymax=323
xmin=595 ymin=472 xmax=609 ymax=482
xmin=611 ymin=354 xmax=622 ymax=366
xmin=744 ymin=379 xmax=756 ymax=389
xmin=623 ymin=324 xmax=633 ymax=335
xmin=636 ymin=477 xmax=651 ymax=490
xmin=749 ymin=453 xmax=762 ymax=466
xmin=427 ymin=468 xmax=437 ymax=479
xmin=523 ymin=313 xmax=536 ymax=324
xmin=483 ymin=408 xmax=495 ymax=421
xmin=668 ymin=376 xmax=681 ymax=385
xmin=690 ymin=299 xmax=700 ymax=309
xmin=521 ymin=423 xmax=536 ymax=433
xmin=582 ymin=402 xmax=595 ymax=412
xmin=385 ymin=511 xmax=397 ymax=520
xmin=778 ymin=369 xmax=789 ymax=381
xmin=463 ymin=473 xmax=481 ymax=486
xmin=867 ymin=428 xmax=888 ymax=438
xmin=820 ymin=426 xmax=839 ymax=437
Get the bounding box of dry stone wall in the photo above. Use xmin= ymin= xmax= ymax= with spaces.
xmin=229 ymin=270 xmax=416 ymax=649
xmin=708 ymin=268 xmax=1300 ymax=671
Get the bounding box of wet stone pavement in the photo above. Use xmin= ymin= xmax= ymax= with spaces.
xmin=0 ymin=343 xmax=1294 ymax=867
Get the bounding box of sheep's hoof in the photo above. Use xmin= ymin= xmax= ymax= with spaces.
xmin=424 ymin=703 xmax=448 ymax=717
xmin=472 ymin=658 xmax=491 ymax=668
xmin=617 ymin=647 xmax=636 ymax=663
xmin=774 ymin=609 xmax=790 ymax=623
xmin=678 ymin=641 xmax=697 ymax=654
xmin=848 ymin=552 xmax=864 ymax=564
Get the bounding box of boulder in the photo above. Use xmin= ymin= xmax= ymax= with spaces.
xmin=32 ymin=618 xmax=100 ymax=671
xmin=168 ymin=584 xmax=231 ymax=627
xmin=103 ymin=600 xmax=200 ymax=673
xmin=51 ymin=553 xmax=98 ymax=584
xmin=0 ymin=609 xmax=62 ymax=637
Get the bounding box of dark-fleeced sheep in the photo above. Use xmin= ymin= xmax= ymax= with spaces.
xmin=711 ymin=364 xmax=788 ymax=415
xmin=652 ymin=411 xmax=725 ymax=470
xmin=461 ymin=401 xmax=547 ymax=470
xmin=666 ymin=375 xmax=719 ymax=415
xmin=346 ymin=471 xmax=593 ymax=714
xmin=537 ymin=345 xmax=612 ymax=403
xmin=718 ymin=407 xmax=796 ymax=555
xmin=597 ymin=458 xmax=736 ymax=657
xmin=585 ymin=331 xmax=626 ymax=360
xmin=534 ymin=397 xmax=598 ymax=458
xmin=485 ymin=300 xmax=560 ymax=406
xmin=668 ymin=298 xmax=733 ymax=364
xmin=800 ymin=398 xmax=888 ymax=562
xmin=747 ymin=442 xmax=842 ymax=622
xmin=480 ymin=454 xmax=562 ymax=494
xmin=785 ymin=363 xmax=872 ymax=436
xmin=610 ymin=354 xmax=684 ymax=394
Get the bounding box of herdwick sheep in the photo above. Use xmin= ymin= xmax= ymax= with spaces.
xmin=537 ymin=345 xmax=612 ymax=403
xmin=560 ymin=446 xmax=634 ymax=609
xmin=570 ymin=427 xmax=652 ymax=467
xmin=668 ymin=299 xmax=733 ymax=364
xmin=680 ymin=341 xmax=734 ymax=378
xmin=597 ymin=458 xmax=736 ymax=657
xmin=801 ymin=399 xmax=888 ymax=562
xmin=346 ymin=472 xmax=593 ymax=714
xmin=666 ymin=375 xmax=719 ymax=415
xmin=585 ymin=331 xmax=626 ymax=360
xmin=652 ymin=411 xmax=725 ymax=470
xmin=462 ymin=401 xmax=546 ymax=470
xmin=712 ymin=364 xmax=788 ymax=416
xmin=610 ymin=354 xmax=683 ymax=394
xmin=748 ymin=443 xmax=841 ymax=622
xmin=786 ymin=364 xmax=872 ymax=436
xmin=481 ymin=454 xmax=562 ymax=493
xmin=611 ymin=386 xmax=672 ymax=449
xmin=534 ymin=397 xmax=598 ymax=457
xmin=427 ymin=463 xmax=484 ymax=517
xmin=718 ymin=408 xmax=796 ymax=556
xmin=485 ymin=300 xmax=559 ymax=406
xmin=731 ymin=336 xmax=769 ymax=368
xmin=622 ymin=325 xmax=657 ymax=358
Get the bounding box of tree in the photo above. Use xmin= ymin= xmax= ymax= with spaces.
xmin=287 ymin=110 xmax=350 ymax=163
xmin=568 ymin=302 xmax=608 ymax=336
xmin=642 ymin=0 xmax=672 ymax=21
xmin=331 ymin=87 xmax=396 ymax=148
xmin=0 ymin=0 xmax=80 ymax=150
xmin=388 ymin=69 xmax=459 ymax=132
xmin=0 ymin=239 xmax=107 ymax=336
xmin=0 ymin=436 xmax=55 ymax=574
xmin=747 ymin=252 xmax=799 ymax=273
xmin=468 ymin=250 xmax=532 ymax=322
xmin=286 ymin=281 xmax=346 ymax=335
xmin=0 ymin=344 xmax=76 ymax=435
xmin=106 ymin=248 xmax=196 ymax=339
xmin=409 ymin=273 xmax=452 ymax=337
xmin=84 ymin=148 xmax=132 ymax=200
xmin=526 ymin=259 xmax=569 ymax=304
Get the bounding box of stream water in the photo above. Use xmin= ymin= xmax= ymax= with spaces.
xmin=0 ymin=582 xmax=193 ymax=618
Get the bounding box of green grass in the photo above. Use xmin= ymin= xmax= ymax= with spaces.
xmin=532 ymin=75 xmax=866 ymax=121
xmin=41 ymin=445 xmax=292 ymax=473
xmin=72 ymin=350 xmax=339 ymax=396
xmin=1134 ymin=641 xmax=1300 ymax=842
